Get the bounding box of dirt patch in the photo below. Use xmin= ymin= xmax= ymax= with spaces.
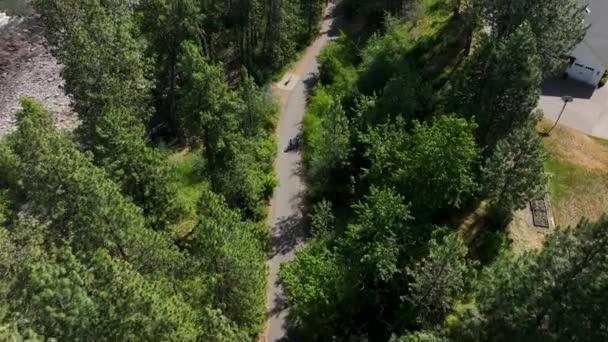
xmin=509 ymin=206 xmax=549 ymax=253
xmin=0 ymin=15 xmax=77 ymax=136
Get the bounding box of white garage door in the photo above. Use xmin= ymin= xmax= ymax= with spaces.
xmin=569 ymin=62 xmax=595 ymax=84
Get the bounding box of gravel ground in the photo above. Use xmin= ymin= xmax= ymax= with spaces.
xmin=0 ymin=15 xmax=77 ymax=136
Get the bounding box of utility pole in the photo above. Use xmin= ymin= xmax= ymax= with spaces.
xmin=545 ymin=95 xmax=574 ymax=135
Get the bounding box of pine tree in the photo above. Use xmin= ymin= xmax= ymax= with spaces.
xmin=137 ymin=0 xmax=203 ymax=141
xmin=93 ymin=108 xmax=179 ymax=229
xmin=15 ymin=248 xmax=98 ymax=340
xmin=299 ymin=0 xmax=324 ymax=40
xmin=481 ymin=118 xmax=547 ymax=224
xmin=35 ymin=0 xmax=152 ymax=143
xmin=483 ymin=0 xmax=586 ymax=75
xmin=453 ymin=216 xmax=608 ymax=340
xmin=176 ymin=41 xmax=239 ymax=162
xmin=89 ymin=249 xmax=201 ymax=340
xmin=36 ymin=0 xmax=177 ymax=227
xmin=181 ymin=188 xmax=267 ymax=336
xmin=449 ymin=23 xmax=542 ymax=150
xmin=11 ymin=99 xmax=185 ymax=275
xmin=262 ymin=0 xmax=298 ymax=69
xmin=236 ymin=68 xmax=277 ymax=137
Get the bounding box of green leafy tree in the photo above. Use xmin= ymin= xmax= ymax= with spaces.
xmin=483 ymin=0 xmax=586 ymax=75
xmin=280 ymin=243 xmax=355 ymax=339
xmin=282 ymin=188 xmax=428 ymax=339
xmin=0 ymin=322 xmax=44 ymax=342
xmin=376 ymin=63 xmax=432 ymax=123
xmin=309 ymin=200 xmax=335 ymax=238
xmin=342 ymin=0 xmax=412 ymax=25
xmin=406 ymin=234 xmax=472 ymax=327
xmin=452 ymin=216 xmax=608 ymax=341
xmin=392 ymin=330 xmax=448 ymax=342
xmin=343 ymin=187 xmax=413 ymax=284
xmin=358 ymin=18 xmax=414 ymax=96
xmin=449 ymin=24 xmax=542 ymax=149
xmin=318 ymin=33 xmax=358 ymax=92
xmin=363 ymin=115 xmax=479 ymax=217
xmin=405 ymin=116 xmax=479 ymax=214
xmin=481 ymin=118 xmax=547 ymax=224
xmin=306 ymin=90 xmax=351 ymax=199
xmin=210 ymin=134 xmax=277 ymax=220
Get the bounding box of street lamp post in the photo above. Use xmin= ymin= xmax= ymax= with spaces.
xmin=545 ymin=95 xmax=574 ymax=135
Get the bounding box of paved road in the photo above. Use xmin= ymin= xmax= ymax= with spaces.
xmin=540 ymin=77 xmax=608 ymax=138
xmin=264 ymin=2 xmax=343 ymax=341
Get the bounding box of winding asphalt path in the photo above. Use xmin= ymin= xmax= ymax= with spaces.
xmin=264 ymin=2 xmax=343 ymax=341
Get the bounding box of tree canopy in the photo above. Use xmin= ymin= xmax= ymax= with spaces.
xmin=2 ymin=0 xmax=595 ymax=339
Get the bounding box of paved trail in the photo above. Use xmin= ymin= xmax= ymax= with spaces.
xmin=264 ymin=2 xmax=343 ymax=341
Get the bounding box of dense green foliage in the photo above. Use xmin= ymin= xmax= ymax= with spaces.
xmin=449 ymin=217 xmax=608 ymax=340
xmin=34 ymin=0 xmax=178 ymax=229
xmin=449 ymin=23 xmax=543 ymax=150
xmin=482 ymin=0 xmax=586 ymax=76
xmin=0 ymin=0 xmax=327 ymax=338
xmin=282 ymin=0 xmax=599 ymax=340
xmin=362 ymin=116 xmax=479 ymax=218
xmin=481 ymin=117 xmax=548 ymax=224
xmin=0 ymin=100 xmax=261 ymax=339
xmin=137 ymin=0 xmax=324 ymax=139
xmin=0 ymin=0 xmax=596 ymax=339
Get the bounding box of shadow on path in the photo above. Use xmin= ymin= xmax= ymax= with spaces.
xmin=270 ymin=212 xmax=305 ymax=258
xmin=303 ymin=72 xmax=320 ymax=104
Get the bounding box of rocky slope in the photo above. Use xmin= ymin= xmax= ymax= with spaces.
xmin=0 ymin=15 xmax=77 ymax=136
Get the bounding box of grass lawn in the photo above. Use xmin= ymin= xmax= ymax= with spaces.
xmin=540 ymin=120 xmax=608 ymax=228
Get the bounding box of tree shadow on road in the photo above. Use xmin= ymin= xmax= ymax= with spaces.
xmin=303 ymin=72 xmax=320 ymax=105
xmin=321 ymin=1 xmax=346 ymax=38
xmin=270 ymin=213 xmax=305 ymax=258
xmin=266 ymin=283 xmax=301 ymax=341
xmin=268 ymin=289 xmax=289 ymax=317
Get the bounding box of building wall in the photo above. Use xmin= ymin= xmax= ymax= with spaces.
xmin=568 ymin=42 xmax=606 ymax=86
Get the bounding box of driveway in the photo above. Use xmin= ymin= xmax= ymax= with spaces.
xmin=539 ymin=78 xmax=608 ymax=138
